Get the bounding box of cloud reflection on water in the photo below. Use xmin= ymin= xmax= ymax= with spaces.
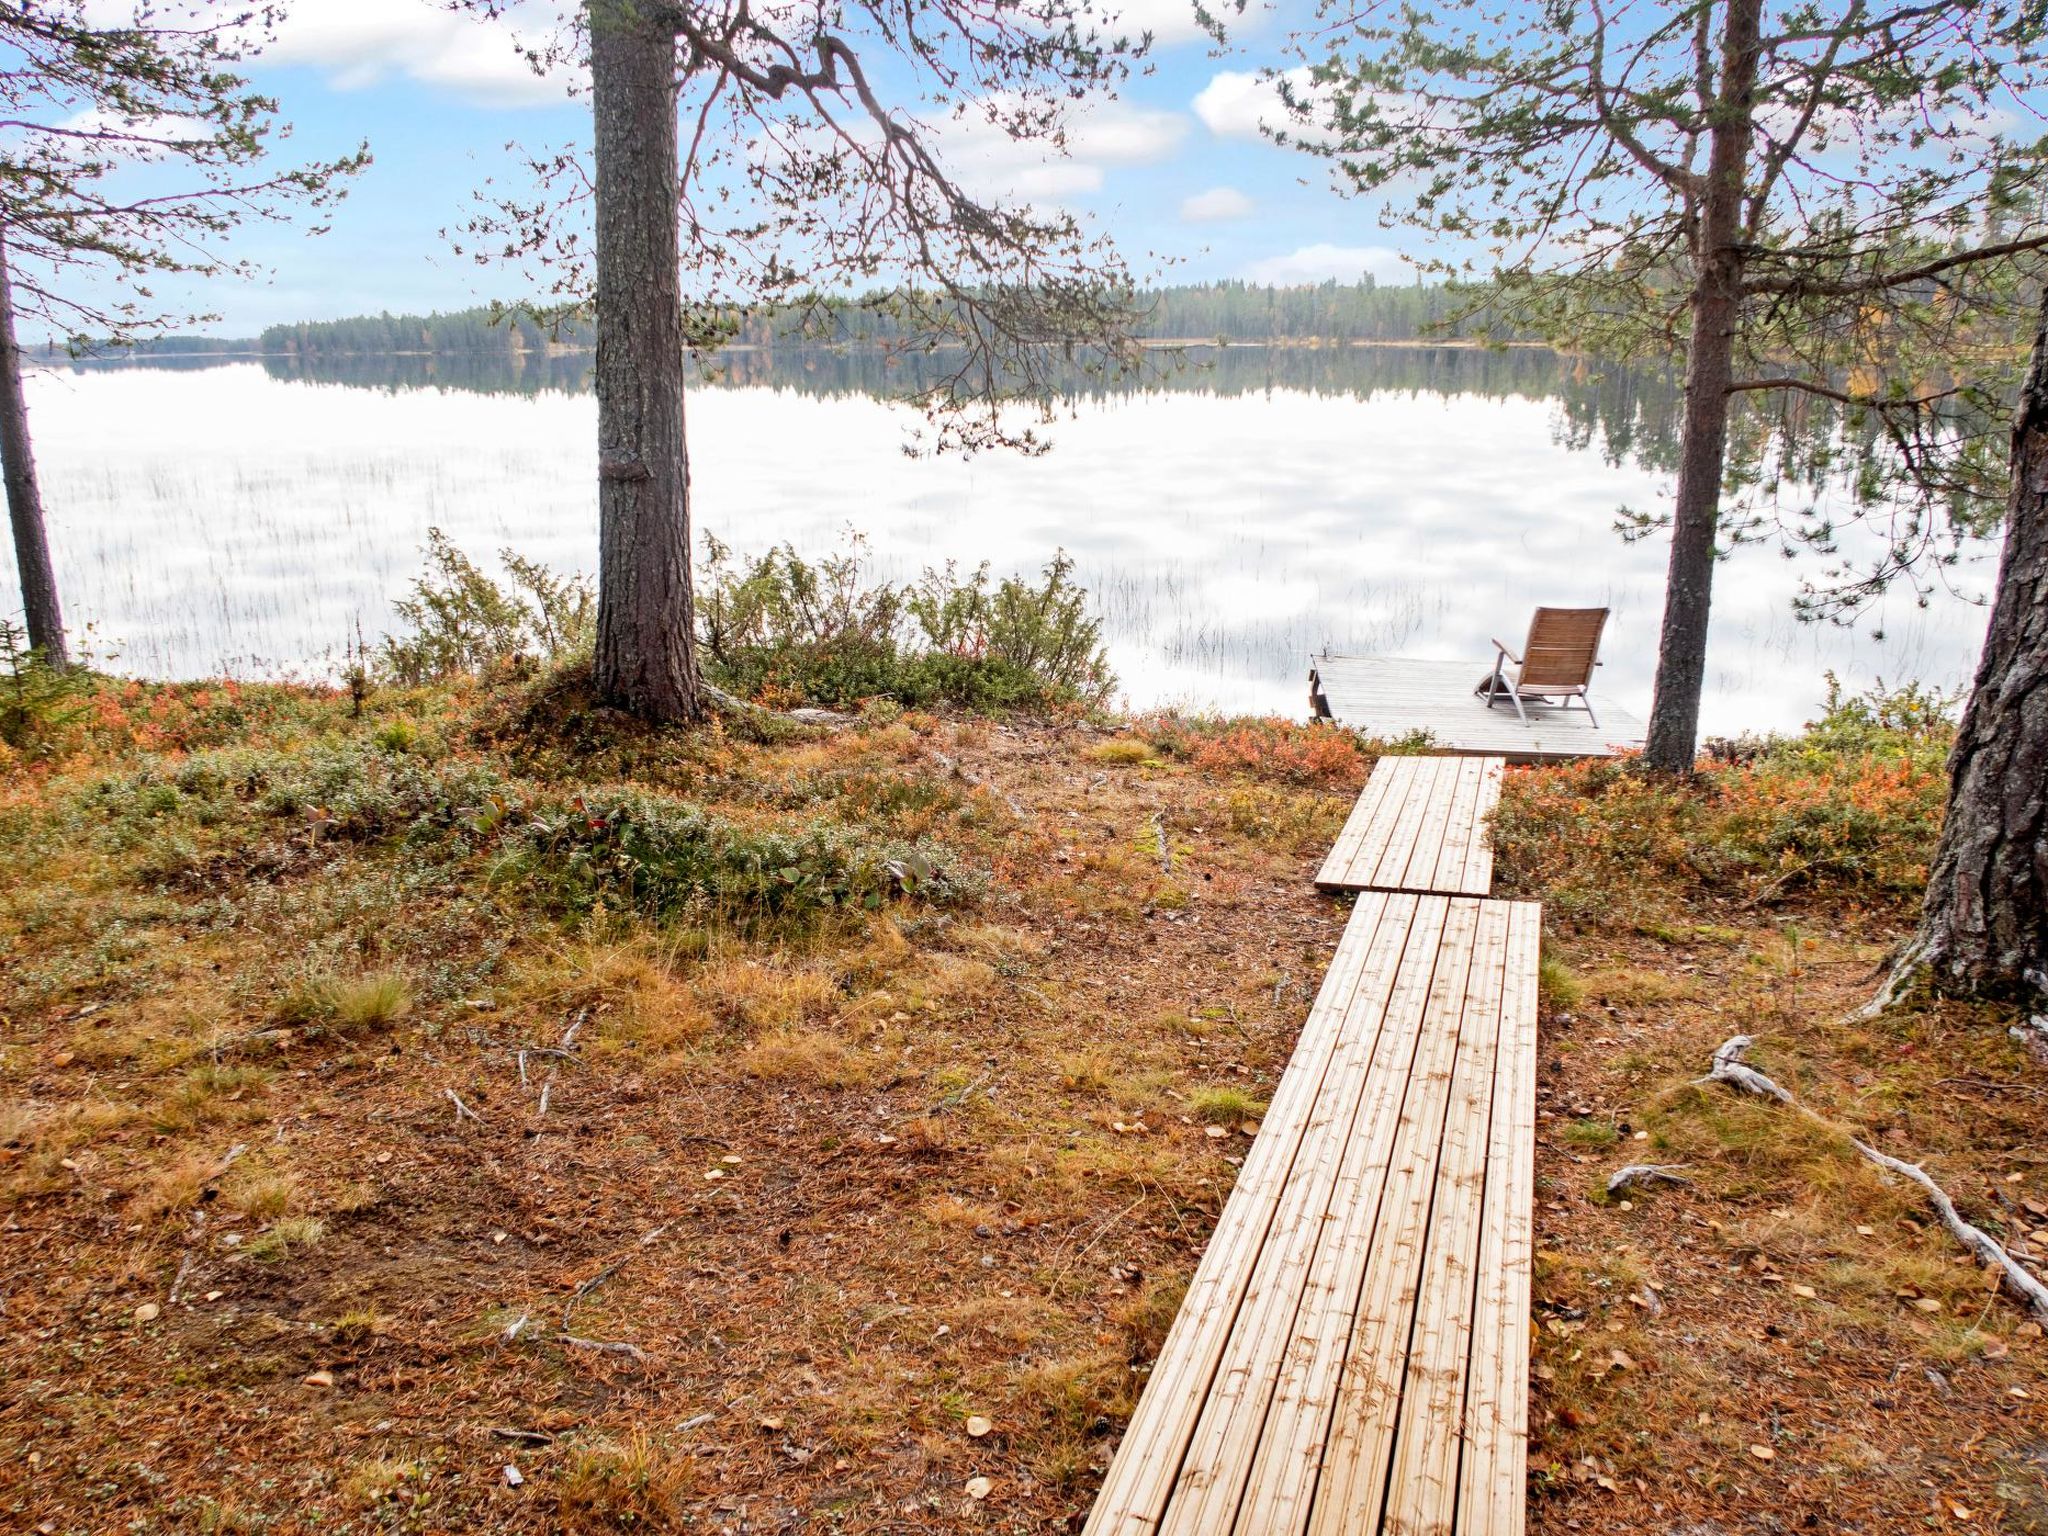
xmin=48 ymin=352 xmax=1992 ymax=735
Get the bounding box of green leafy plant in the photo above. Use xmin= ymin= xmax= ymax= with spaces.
xmin=381 ymin=530 xmax=594 ymax=684
xmin=0 ymin=618 xmax=90 ymax=750
xmin=696 ymin=534 xmax=1114 ymax=710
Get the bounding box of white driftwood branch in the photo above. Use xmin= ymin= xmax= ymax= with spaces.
xmin=1701 ymin=1035 xmax=2048 ymax=1326
xmin=1697 ymin=1034 xmax=1794 ymax=1102
xmin=1606 ymin=1163 xmax=1691 ymax=1197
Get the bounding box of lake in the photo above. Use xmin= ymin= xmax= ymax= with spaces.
xmin=30 ymin=346 xmax=1993 ymax=735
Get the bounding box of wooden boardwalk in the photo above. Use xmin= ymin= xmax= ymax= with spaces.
xmin=1084 ymin=891 xmax=1539 ymax=1536
xmin=1315 ymin=754 xmax=1504 ymax=896
xmin=1311 ymin=653 xmax=1643 ymax=762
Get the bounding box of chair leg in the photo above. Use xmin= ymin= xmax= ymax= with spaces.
xmin=1509 ymin=689 xmax=1529 ymax=725
xmin=1583 ymin=696 xmax=1599 ymax=728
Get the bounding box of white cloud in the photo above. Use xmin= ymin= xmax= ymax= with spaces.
xmin=264 ymin=0 xmax=578 ymax=109
xmin=1097 ymin=0 xmax=1214 ymax=47
xmin=935 ymin=96 xmax=1189 ymax=205
xmin=1180 ymin=185 xmax=1253 ymax=221
xmin=1244 ymin=243 xmax=1412 ymax=285
xmin=1192 ymin=67 xmax=1303 ymax=140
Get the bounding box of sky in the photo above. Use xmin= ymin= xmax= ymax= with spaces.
xmin=124 ymin=0 xmax=1423 ymax=335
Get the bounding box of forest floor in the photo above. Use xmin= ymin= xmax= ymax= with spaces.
xmin=1 ymin=673 xmax=2044 ymax=1534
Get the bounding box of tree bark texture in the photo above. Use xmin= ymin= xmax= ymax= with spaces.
xmin=1642 ymin=0 xmax=1763 ymax=772
xmin=1894 ymin=291 xmax=2048 ymax=1005
xmin=589 ymin=0 xmax=699 ymax=722
xmin=0 ymin=226 xmax=67 ymax=668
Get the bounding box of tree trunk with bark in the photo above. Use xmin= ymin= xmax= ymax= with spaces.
xmin=1879 ymin=291 xmax=2048 ymax=1008
xmin=1642 ymin=0 xmax=1763 ymax=773
xmin=0 ymin=227 xmax=67 ymax=669
xmin=588 ymin=0 xmax=699 ymax=723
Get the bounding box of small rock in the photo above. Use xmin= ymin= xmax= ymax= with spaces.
xmin=965 ymin=1416 xmax=993 ymax=1439
xmin=1204 ymin=1125 xmax=1229 ymax=1140
xmin=502 ymin=1464 xmax=524 ymax=1487
xmin=1748 ymin=1444 xmax=1774 ymax=1461
xmin=964 ymin=1476 xmax=993 ymax=1501
xmin=303 ymin=1370 xmax=336 ymax=1388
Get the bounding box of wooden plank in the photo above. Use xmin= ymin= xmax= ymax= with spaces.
xmin=1380 ymin=899 xmax=1511 ymax=1535
xmin=1312 ymin=755 xmax=1408 ymax=890
xmin=1303 ymin=898 xmax=1487 ymax=1536
xmin=1317 ymin=754 xmax=1504 ymax=898
xmin=1156 ymin=897 xmax=1452 ymax=1536
xmin=1455 ymin=758 xmax=1506 ymax=896
xmin=1082 ymin=893 xmax=1412 ymax=1536
xmin=1370 ymin=756 xmax=1450 ymax=892
xmin=1224 ymin=897 xmax=1479 ymax=1536
xmin=1084 ymin=890 xmax=1543 ymax=1536
xmin=1455 ymin=901 xmax=1541 ymax=1536
xmin=1401 ymin=755 xmax=1482 ymax=895
xmin=1343 ymin=757 xmax=1421 ymax=892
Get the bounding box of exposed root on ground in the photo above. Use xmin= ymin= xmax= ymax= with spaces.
xmin=1701 ymin=1034 xmax=2048 ymax=1326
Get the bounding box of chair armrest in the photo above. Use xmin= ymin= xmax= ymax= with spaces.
xmin=1490 ymin=638 xmax=1521 ymax=664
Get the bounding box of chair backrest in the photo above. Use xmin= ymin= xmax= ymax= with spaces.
xmin=1517 ymin=607 xmax=1608 ymax=690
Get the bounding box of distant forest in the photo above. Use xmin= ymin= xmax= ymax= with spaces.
xmin=233 ymin=280 xmax=1521 ymax=359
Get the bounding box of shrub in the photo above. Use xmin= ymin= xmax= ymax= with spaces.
xmin=697 ymin=534 xmax=1115 ymax=710
xmin=1492 ymin=677 xmax=1952 ymax=920
xmin=381 ymin=529 xmax=593 ymax=683
xmin=503 ymin=786 xmax=981 ymax=931
xmin=1143 ymin=714 xmax=1373 ymax=787
xmin=86 ymin=739 xmax=513 ymax=851
xmin=0 ymin=618 xmax=90 ymax=752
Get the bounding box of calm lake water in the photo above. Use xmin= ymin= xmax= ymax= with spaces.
xmin=30 ymin=347 xmax=1994 ymax=735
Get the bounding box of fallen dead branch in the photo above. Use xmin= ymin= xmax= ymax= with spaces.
xmin=445 ymin=1088 xmax=485 ymax=1124
xmin=1700 ymin=1035 xmax=2048 ymax=1326
xmin=555 ymin=1333 xmax=649 ymax=1365
xmin=1605 ymin=1164 xmax=1691 ymax=1198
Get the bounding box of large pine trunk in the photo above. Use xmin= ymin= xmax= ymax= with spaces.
xmin=1642 ymin=0 xmax=1763 ymax=773
xmin=1890 ymin=293 xmax=2048 ymax=1005
xmin=0 ymin=227 xmax=67 ymax=669
xmin=588 ymin=0 xmax=699 ymax=722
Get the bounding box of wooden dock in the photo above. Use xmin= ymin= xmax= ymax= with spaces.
xmin=1311 ymin=653 xmax=1644 ymax=762
xmin=1315 ymin=754 xmax=1504 ymax=896
xmin=1085 ymin=756 xmax=1538 ymax=1536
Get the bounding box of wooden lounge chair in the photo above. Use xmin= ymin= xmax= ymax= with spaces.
xmin=1480 ymin=606 xmax=1609 ymax=726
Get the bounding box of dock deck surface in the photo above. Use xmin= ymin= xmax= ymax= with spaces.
xmin=1312 ymin=653 xmax=1643 ymax=762
xmin=1082 ymin=889 xmax=1539 ymax=1536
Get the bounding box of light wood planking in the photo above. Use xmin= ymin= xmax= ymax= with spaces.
xmin=1081 ymin=894 xmax=1542 ymax=1536
xmin=1316 ymin=754 xmax=1504 ymax=897
xmin=1311 ymin=653 xmax=1643 ymax=762
xmin=1083 ymin=892 xmax=1416 ymax=1536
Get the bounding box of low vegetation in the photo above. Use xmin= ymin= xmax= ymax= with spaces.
xmin=2 ymin=633 xmax=2042 ymax=1532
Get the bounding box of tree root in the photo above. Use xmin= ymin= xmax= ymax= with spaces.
xmin=1700 ymin=1035 xmax=2048 ymax=1326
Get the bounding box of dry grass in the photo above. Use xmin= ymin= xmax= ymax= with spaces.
xmin=2 ymin=678 xmax=2043 ymax=1535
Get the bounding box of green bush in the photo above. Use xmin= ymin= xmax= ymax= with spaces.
xmin=381 ymin=529 xmax=593 ymax=684
xmin=1492 ymin=676 xmax=1953 ymax=920
xmin=83 ymin=739 xmax=513 ymax=850
xmin=697 ymin=535 xmax=1114 ymax=710
xmin=0 ymin=618 xmax=90 ymax=751
xmin=501 ymin=786 xmax=980 ymax=929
